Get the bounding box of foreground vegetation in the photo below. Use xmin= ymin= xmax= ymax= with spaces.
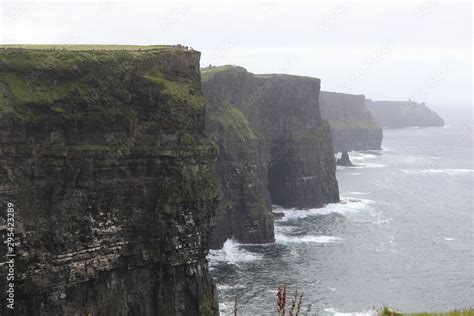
xmin=380 ymin=307 xmax=474 ymax=316
xmin=232 ymin=287 xmax=473 ymax=315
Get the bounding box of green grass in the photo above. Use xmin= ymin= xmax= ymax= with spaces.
xmin=380 ymin=307 xmax=474 ymax=316
xmin=0 ymin=46 xmax=195 ymax=74
xmin=1 ymin=49 xmax=140 ymax=73
xmin=0 ymin=47 xmax=202 ymax=126
xmin=143 ymin=72 xmax=204 ymax=110
xmin=3 ymin=73 xmax=74 ymax=105
xmin=0 ymin=44 xmax=182 ymax=51
xmin=201 ymin=65 xmax=247 ymax=82
xmin=207 ymin=100 xmax=257 ymax=141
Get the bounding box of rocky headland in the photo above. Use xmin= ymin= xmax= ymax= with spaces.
xmin=366 ymin=99 xmax=445 ymax=128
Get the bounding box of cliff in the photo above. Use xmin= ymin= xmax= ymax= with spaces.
xmin=202 ymin=66 xmax=339 ymax=248
xmin=319 ymin=91 xmax=383 ymax=151
xmin=366 ymin=99 xmax=445 ymax=128
xmin=0 ymin=46 xmax=219 ymax=315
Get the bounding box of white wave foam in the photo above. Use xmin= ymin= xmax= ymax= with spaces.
xmin=349 ymin=152 xmax=378 ymax=162
xmin=353 ymin=163 xmax=387 ymax=169
xmin=347 ymin=191 xmax=368 ymax=195
xmin=324 ymin=308 xmax=377 ymax=316
xmin=216 ymin=284 xmax=246 ymax=290
xmin=338 ymin=163 xmax=386 ymax=169
xmin=401 ymin=156 xmax=425 ymax=163
xmin=218 ymin=303 xmax=232 ymax=315
xmin=402 ymin=168 xmax=474 ymax=176
xmin=207 ymin=239 xmax=261 ymax=267
xmin=443 ymin=236 xmax=456 ymax=241
xmin=276 ymin=234 xmax=342 ymax=244
xmin=275 ymin=197 xmax=374 ymax=222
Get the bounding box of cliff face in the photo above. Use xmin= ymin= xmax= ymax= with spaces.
xmin=203 ymin=67 xmax=274 ymax=248
xmin=366 ymin=100 xmax=445 ymax=128
xmin=0 ymin=47 xmax=219 ymax=315
xmin=319 ymin=91 xmax=383 ymax=152
xmin=202 ymin=66 xmax=339 ymax=248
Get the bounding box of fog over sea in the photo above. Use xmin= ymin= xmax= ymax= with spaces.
xmin=207 ymin=105 xmax=473 ymax=315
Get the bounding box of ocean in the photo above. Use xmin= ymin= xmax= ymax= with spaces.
xmin=207 ymin=106 xmax=473 ymax=315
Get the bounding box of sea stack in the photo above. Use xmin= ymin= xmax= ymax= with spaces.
xmin=336 ymin=151 xmax=354 ymax=166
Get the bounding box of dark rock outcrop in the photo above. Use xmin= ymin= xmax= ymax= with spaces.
xmin=0 ymin=47 xmax=219 ymax=315
xmin=366 ymin=99 xmax=445 ymax=128
xmin=319 ymin=91 xmax=383 ymax=151
xmin=336 ymin=151 xmax=354 ymax=166
xmin=202 ymin=66 xmax=339 ymax=248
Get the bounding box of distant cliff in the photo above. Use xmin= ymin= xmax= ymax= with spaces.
xmin=202 ymin=66 xmax=339 ymax=249
xmin=366 ymin=100 xmax=445 ymax=128
xmin=319 ymin=91 xmax=383 ymax=152
xmin=0 ymin=47 xmax=219 ymax=315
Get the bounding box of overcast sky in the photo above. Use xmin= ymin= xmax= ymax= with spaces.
xmin=0 ymin=1 xmax=472 ymax=106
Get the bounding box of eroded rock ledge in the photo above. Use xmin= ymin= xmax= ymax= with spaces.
xmin=0 ymin=47 xmax=219 ymax=315
xmin=202 ymin=65 xmax=340 ymax=249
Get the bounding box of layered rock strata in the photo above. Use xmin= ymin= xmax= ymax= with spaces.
xmin=0 ymin=46 xmax=219 ymax=315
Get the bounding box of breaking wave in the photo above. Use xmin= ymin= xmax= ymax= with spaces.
xmin=207 ymin=239 xmax=261 ymax=267
xmin=274 ymin=197 xmax=374 ymax=222
xmin=349 ymin=152 xmax=379 ymax=162
xmin=351 ymin=162 xmax=387 ymax=169
xmin=275 ymin=233 xmax=342 ymax=244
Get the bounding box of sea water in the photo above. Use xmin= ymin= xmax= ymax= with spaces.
xmin=208 ymin=106 xmax=473 ymax=315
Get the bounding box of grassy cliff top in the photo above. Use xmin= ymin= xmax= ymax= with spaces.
xmin=255 ymin=73 xmax=321 ymax=82
xmin=321 ymin=90 xmax=365 ymax=98
xmin=0 ymin=44 xmax=193 ymax=51
xmin=0 ymin=45 xmax=204 ymax=125
xmin=201 ymin=65 xmax=321 ymax=83
xmin=0 ymin=45 xmax=199 ymax=73
xmin=201 ymin=65 xmax=248 ymax=82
